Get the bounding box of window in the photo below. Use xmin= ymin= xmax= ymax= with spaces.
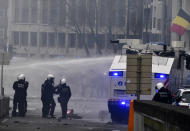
xmin=157 ymin=19 xmax=161 ymax=30
xmin=0 ymin=9 xmax=5 ymax=17
xmin=59 ymin=8 xmax=66 ymax=26
xmin=14 ymin=0 xmax=38 ymax=24
xmin=22 ymin=8 xmax=29 ymax=23
xmin=118 ymin=0 xmax=126 ymax=27
xmin=41 ymin=9 xmax=48 ymax=24
xmin=40 ymin=32 xmax=47 ymax=47
xmin=96 ymin=34 xmax=105 ymax=49
xmin=70 ymin=0 xmax=77 ymax=25
xmin=58 ymin=33 xmax=65 ymax=47
xmin=154 ymin=7 xmax=156 ymax=13
xmin=144 ymin=8 xmax=150 ymax=23
xmin=57 ymin=0 xmax=66 ymax=26
xmin=31 ymin=0 xmax=37 ymax=23
xmin=86 ymin=0 xmax=96 ymax=27
xmin=87 ymin=34 xmax=94 ymax=49
xmin=98 ymin=0 xmax=107 ymax=27
xmin=14 ymin=0 xmax=21 ymax=23
xmin=182 ymin=92 xmax=190 ymax=103
xmin=78 ymin=34 xmax=84 ymax=48
xmin=21 ymin=0 xmax=30 ymax=23
xmin=12 ymin=32 xmax=19 ymax=45
xmin=48 ymin=32 xmax=56 ymax=47
xmin=40 ymin=0 xmax=48 ymax=24
xmin=153 ymin=17 xmax=156 ymax=28
xmin=30 ymin=32 xmax=37 ymax=46
xmin=49 ymin=9 xmax=57 ymax=25
xmin=20 ymin=32 xmax=28 ymax=46
xmin=49 ymin=0 xmax=58 ymax=25
xmin=69 ymin=33 xmax=76 ymax=48
xmin=77 ymin=0 xmax=86 ymax=26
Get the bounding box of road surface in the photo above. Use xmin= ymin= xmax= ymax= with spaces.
xmin=0 ymin=101 xmax=128 ymax=131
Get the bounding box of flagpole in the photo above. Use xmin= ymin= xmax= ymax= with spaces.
xmin=178 ymin=29 xmax=183 ymax=87
xmin=179 ymin=36 xmax=181 ymax=41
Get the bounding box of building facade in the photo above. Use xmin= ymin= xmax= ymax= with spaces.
xmin=6 ymin=0 xmax=128 ymax=57
xmin=142 ymin=0 xmax=172 ymax=44
xmin=171 ymin=0 xmax=190 ymax=51
xmin=6 ymin=0 xmax=189 ymax=56
xmin=0 ymin=0 xmax=8 ymax=52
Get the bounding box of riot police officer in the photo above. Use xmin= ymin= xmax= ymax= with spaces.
xmin=153 ymin=82 xmax=172 ymax=104
xmin=55 ymin=78 xmax=71 ymax=119
xmin=41 ymin=74 xmax=56 ymax=118
xmin=12 ymin=74 xmax=29 ymax=117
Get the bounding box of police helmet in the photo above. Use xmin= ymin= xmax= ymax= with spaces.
xmin=156 ymin=82 xmax=164 ymax=90
xmin=17 ymin=74 xmax=25 ymax=80
xmin=47 ymin=74 xmax=54 ymax=80
xmin=60 ymin=78 xmax=66 ymax=84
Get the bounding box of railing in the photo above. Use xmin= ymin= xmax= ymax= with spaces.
xmin=133 ymin=100 xmax=190 ymax=131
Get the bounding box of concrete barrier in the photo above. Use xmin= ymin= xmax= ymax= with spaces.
xmin=133 ymin=100 xmax=190 ymax=131
xmin=0 ymin=97 xmax=10 ymax=119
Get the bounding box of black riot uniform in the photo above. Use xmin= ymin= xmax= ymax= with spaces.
xmin=153 ymin=87 xmax=172 ymax=104
xmin=41 ymin=78 xmax=56 ymax=118
xmin=55 ymin=82 xmax=71 ymax=119
xmin=12 ymin=79 xmax=29 ymax=117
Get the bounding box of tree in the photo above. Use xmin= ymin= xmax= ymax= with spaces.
xmin=50 ymin=0 xmax=128 ymax=56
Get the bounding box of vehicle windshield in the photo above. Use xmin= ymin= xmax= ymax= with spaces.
xmin=182 ymin=91 xmax=190 ymax=103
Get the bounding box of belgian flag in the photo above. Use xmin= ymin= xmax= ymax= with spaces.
xmin=171 ymin=8 xmax=190 ymax=35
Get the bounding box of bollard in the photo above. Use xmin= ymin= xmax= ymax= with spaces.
xmin=0 ymin=97 xmax=10 ymax=118
xmin=128 ymin=100 xmax=134 ymax=131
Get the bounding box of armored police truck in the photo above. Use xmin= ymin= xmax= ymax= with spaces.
xmin=108 ymin=39 xmax=176 ymax=123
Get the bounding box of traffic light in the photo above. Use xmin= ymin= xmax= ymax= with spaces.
xmin=186 ymin=55 xmax=190 ymax=70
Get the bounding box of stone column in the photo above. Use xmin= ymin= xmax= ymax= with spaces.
xmin=64 ymin=0 xmax=69 ymax=55
xmin=36 ymin=0 xmax=41 ymax=56
xmin=37 ymin=32 xmax=40 ymax=56
xmin=56 ymin=32 xmax=59 ymax=55
xmin=124 ymin=0 xmax=128 ymax=38
xmin=104 ymin=34 xmax=108 ymax=54
xmin=182 ymin=0 xmax=190 ymax=51
xmin=46 ymin=32 xmax=49 ymax=57
xmin=28 ymin=32 xmax=31 ymax=57
xmin=19 ymin=32 xmax=21 ymax=47
xmin=7 ymin=0 xmax=13 ymax=52
xmin=75 ymin=33 xmax=79 ymax=57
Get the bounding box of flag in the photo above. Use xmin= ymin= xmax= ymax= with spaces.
xmin=171 ymin=8 xmax=190 ymax=35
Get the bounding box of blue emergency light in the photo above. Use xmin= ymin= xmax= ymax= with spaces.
xmin=109 ymin=71 xmax=123 ymax=76
xmin=120 ymin=100 xmax=130 ymax=107
xmin=114 ymin=72 xmax=118 ymax=76
xmin=121 ymin=101 xmax=126 ymax=105
xmin=154 ymin=73 xmax=168 ymax=79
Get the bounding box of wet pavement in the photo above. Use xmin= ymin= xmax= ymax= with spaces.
xmin=0 ymin=98 xmax=128 ymax=131
xmin=0 ymin=112 xmax=127 ymax=131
